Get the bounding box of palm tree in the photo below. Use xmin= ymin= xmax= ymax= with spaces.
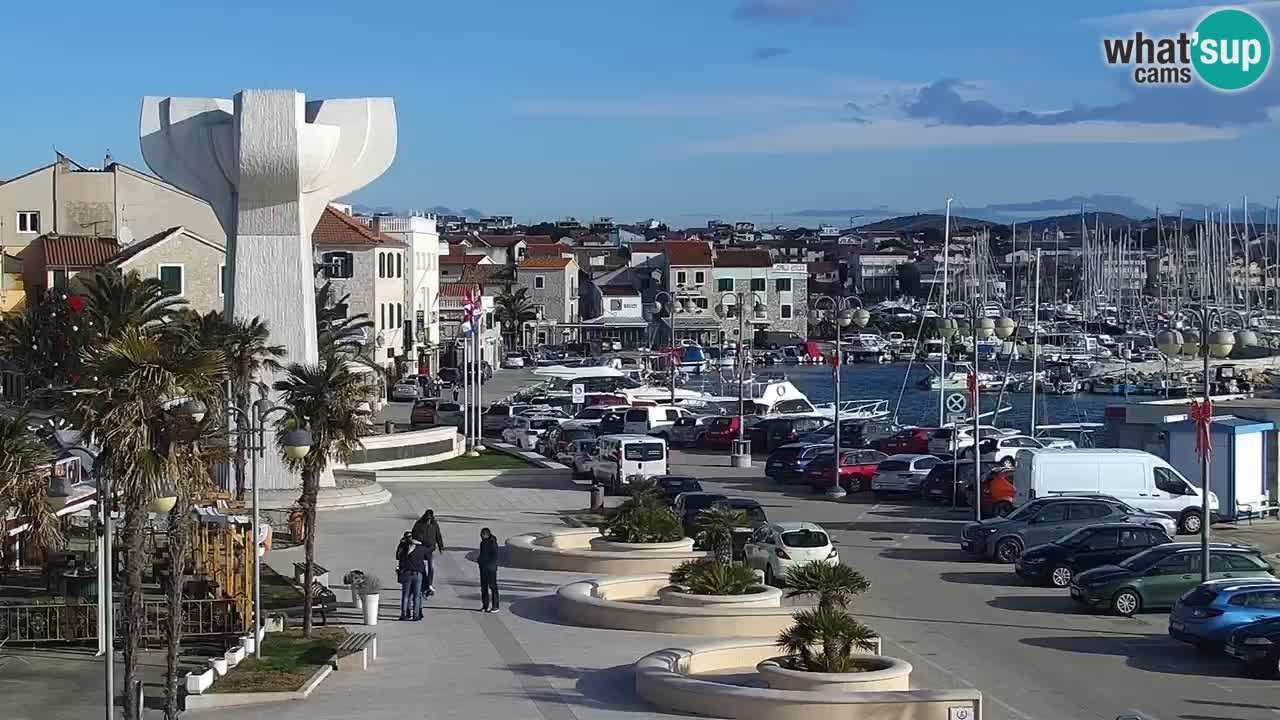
xmin=693 ymin=507 xmax=748 ymax=567
xmin=782 ymin=561 xmax=871 ymax=609
xmin=315 ymin=281 xmax=373 ymax=358
xmin=0 ymin=414 xmax=60 ymax=558
xmin=273 ymin=356 xmax=375 ymax=637
xmin=80 ymin=268 xmax=184 ymax=340
xmin=777 ymin=605 xmax=879 ymax=673
xmin=494 ymin=287 xmax=537 ymax=348
xmin=0 ymin=290 xmax=97 ymax=393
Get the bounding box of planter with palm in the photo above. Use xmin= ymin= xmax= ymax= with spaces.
xmin=693 ymin=507 xmax=748 ymax=566
xmin=775 ymin=561 xmax=879 ymax=674
xmin=600 ymin=482 xmax=684 ymax=545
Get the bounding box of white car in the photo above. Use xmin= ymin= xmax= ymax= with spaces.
xmin=501 ymin=352 xmax=527 ymax=369
xmin=743 ymin=522 xmax=839 ymax=587
xmin=435 ymin=401 xmax=465 ymax=427
xmin=390 ymin=379 xmax=420 ymax=402
xmin=960 ymin=434 xmax=1076 ymax=465
xmin=571 ymin=404 xmax=630 ymax=430
xmin=927 ymin=425 xmax=1019 ymax=455
xmin=871 ymin=454 xmax=941 ymax=494
xmin=501 ymin=415 xmax=563 ymax=450
xmin=567 ymin=439 xmax=597 ymax=478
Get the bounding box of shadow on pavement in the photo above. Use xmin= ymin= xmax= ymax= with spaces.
xmin=507 ymin=593 xmax=580 ymax=628
xmin=879 ymin=547 xmax=975 ymax=563
xmin=500 ymin=663 xmax=652 ymax=712
xmin=938 ymin=570 xmax=1025 ymax=587
xmin=1019 ymin=635 xmax=1245 ymax=677
xmin=987 ymin=594 xmax=1084 ymax=614
xmin=821 ymin=520 xmax=959 ymax=541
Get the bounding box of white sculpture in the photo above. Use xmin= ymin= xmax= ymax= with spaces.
xmin=140 ymin=90 xmax=397 ymax=490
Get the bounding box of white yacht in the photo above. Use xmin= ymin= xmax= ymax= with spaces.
xmin=811 ymin=399 xmax=891 ymax=421
xmin=532 ymin=365 xmax=706 ymax=402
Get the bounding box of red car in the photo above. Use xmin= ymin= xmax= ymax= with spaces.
xmin=701 ymin=416 xmax=747 ymax=449
xmin=872 ymin=427 xmax=934 ymax=455
xmin=805 ymin=449 xmax=887 ymax=492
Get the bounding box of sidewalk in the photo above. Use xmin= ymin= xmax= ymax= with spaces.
xmin=1211 ymin=515 xmax=1280 ymax=560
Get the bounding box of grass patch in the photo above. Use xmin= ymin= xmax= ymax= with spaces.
xmin=211 ymin=628 xmax=347 ymax=693
xmin=258 ymin=564 xmax=304 ymax=612
xmin=401 ymin=452 xmax=534 ymax=471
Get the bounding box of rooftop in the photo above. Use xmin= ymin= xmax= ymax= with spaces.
xmin=599 ymin=285 xmax=639 ymax=296
xmin=527 ymin=243 xmax=571 ymax=257
xmin=42 ymin=234 xmax=121 ymax=267
xmin=313 ymin=207 xmax=406 ymax=248
xmin=442 ymin=250 xmax=491 ymax=266
xmin=440 ymin=283 xmax=483 ymax=297
xmin=518 ymin=257 xmax=574 ymax=270
xmin=713 ymin=249 xmax=771 ymax=268
xmin=653 ymin=241 xmax=713 ymax=266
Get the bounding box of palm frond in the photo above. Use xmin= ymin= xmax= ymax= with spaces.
xmin=782 ymin=561 xmax=870 ymax=609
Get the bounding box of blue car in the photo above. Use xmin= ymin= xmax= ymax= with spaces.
xmin=1169 ymin=579 xmax=1280 ymax=649
xmin=764 ymin=443 xmax=826 ymax=484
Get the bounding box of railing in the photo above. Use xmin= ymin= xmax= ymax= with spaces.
xmin=0 ymin=598 xmax=243 ymax=644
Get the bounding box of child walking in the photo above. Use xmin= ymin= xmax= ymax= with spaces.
xmin=477 ymin=528 xmax=500 ymax=613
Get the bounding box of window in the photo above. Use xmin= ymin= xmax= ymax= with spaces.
xmin=750 ymin=278 xmax=766 ymax=292
xmin=378 ymin=253 xmax=386 ymax=278
xmin=665 ymin=409 xmax=681 ymax=421
xmin=321 ymin=251 xmax=354 ymax=279
xmin=1153 ymin=553 xmax=1196 ymax=575
xmin=717 ymin=278 xmax=734 ymax=292
xmin=219 ymin=265 xmax=226 ymax=297
xmin=534 ymin=275 xmax=545 ymax=290
xmin=1081 ymin=528 xmax=1119 ymax=550
xmin=380 ymin=304 xmax=387 ymax=330
xmin=1154 ymin=467 xmax=1189 ymax=495
xmin=1225 ymin=553 xmax=1267 ymax=571
xmin=51 ymin=269 xmax=67 ymax=290
xmin=16 ymin=211 xmax=39 ymax=234
xmin=676 ymin=271 xmax=687 ymax=286
xmin=158 ymin=265 xmax=184 ymax=295
xmin=694 ymin=271 xmax=705 ymax=285
xmin=1034 ymin=504 xmax=1068 ymax=523
xmin=609 ymin=299 xmax=623 ymax=311
xmin=694 ymin=298 xmax=708 ymax=310
xmin=395 ymin=253 xmax=403 ymax=278
xmin=1119 ymin=528 xmax=1149 ymax=547
xmin=781 ymin=304 xmax=792 ymax=319
xmin=624 ymin=442 xmax=665 ymax=461
xmin=397 ymin=303 xmax=403 ymax=328
xmin=775 ymin=278 xmax=792 ymax=292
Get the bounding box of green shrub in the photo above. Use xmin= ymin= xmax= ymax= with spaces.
xmin=602 ymin=488 xmax=684 ymax=543
xmin=777 ymin=561 xmax=878 ymax=673
xmin=669 ymin=559 xmax=758 ymax=596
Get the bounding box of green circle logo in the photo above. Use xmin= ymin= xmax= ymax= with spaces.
xmin=1193 ymin=8 xmax=1271 ymax=91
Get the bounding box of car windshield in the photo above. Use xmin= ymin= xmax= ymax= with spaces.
xmin=563 ymin=429 xmax=594 ymax=441
xmin=659 ymin=477 xmax=694 ymax=490
xmin=575 ymin=441 xmax=597 ymax=452
xmin=781 ymin=529 xmax=829 ymax=548
xmin=438 ymin=403 xmax=461 ymax=412
xmin=721 ymin=504 xmax=766 ymax=525
xmin=1004 ymin=499 xmax=1050 ymax=521
xmin=576 ymin=408 xmax=608 ymax=419
xmin=529 ymin=419 xmax=559 ymax=430
xmin=684 ymin=495 xmax=724 ymax=511
xmin=879 ymin=460 xmax=909 ymax=471
xmin=1180 ymin=587 xmax=1219 ymax=607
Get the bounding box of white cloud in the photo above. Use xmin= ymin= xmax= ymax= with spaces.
xmin=513 ymin=93 xmax=845 ymax=118
xmin=681 ymin=118 xmax=1242 ymax=154
xmin=1082 ymin=1 xmax=1280 ymax=28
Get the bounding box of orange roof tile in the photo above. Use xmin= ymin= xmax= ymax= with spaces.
xmin=652 ymin=241 xmax=712 ymax=266
xmin=526 ymin=243 xmax=571 ymax=257
xmin=313 ymin=207 xmax=405 ymax=248
xmin=43 ymin=235 xmax=121 ymax=267
xmin=713 ymin=249 xmax=771 ymax=268
xmin=518 ymin=257 xmax=574 ymax=269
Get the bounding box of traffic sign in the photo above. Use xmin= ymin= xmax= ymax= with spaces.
xmin=948 ymin=708 xmax=973 ymax=720
xmin=945 ymin=392 xmax=968 ymax=414
xmin=571 ymin=383 xmax=585 ymax=404
xmin=947 ymin=412 xmax=968 ymax=426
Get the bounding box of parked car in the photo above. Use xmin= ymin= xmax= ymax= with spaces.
xmin=543 ymin=423 xmax=596 ymax=460
xmin=974 ymin=467 xmax=1016 ymax=516
xmin=928 ymin=425 xmax=1018 ymax=455
xmin=1224 ymin=616 xmax=1280 ymax=678
xmin=870 ymin=454 xmax=941 ymax=495
xmin=482 ymin=404 xmax=538 ymax=435
xmin=593 ymin=435 xmax=669 ymax=493
xmin=391 ymin=378 xmax=421 ymax=402
xmin=501 ymin=415 xmax=563 ymax=450
xmin=571 ymin=405 xmax=629 ymax=430
xmin=623 ymin=406 xmax=696 ymax=440
xmin=670 ymin=414 xmax=721 ymax=448
xmin=795 ymin=420 xmax=863 ymax=449
xmin=409 ymin=399 xmax=437 ymax=427
xmin=673 ymin=492 xmax=729 ymax=537
xmin=501 ymin=352 xmax=527 ymax=369
xmin=961 ymin=434 xmax=1075 ymax=465
xmin=961 ymin=495 xmax=1177 ymax=563
xmin=653 ymin=475 xmax=704 ymax=506
xmin=1071 ymin=542 xmax=1274 ymax=616
xmin=1015 ymin=523 xmax=1172 ymax=587
xmin=701 ymin=416 xmax=750 ymax=449
xmin=748 ymin=416 xmax=830 ymax=454
xmin=919 ymin=460 xmax=989 ymax=505
xmin=744 ymin=522 xmax=839 ymax=587
xmin=435 ymin=401 xmax=465 ymax=427
xmin=568 ymin=439 xmax=597 ymax=479
xmin=438 ymin=367 xmax=461 ymax=387
xmin=804 ymin=449 xmax=887 ymax=492
xmin=765 ymin=443 xmax=827 ymax=484
xmin=598 ymin=409 xmax=627 ymax=435
xmin=707 ymin=497 xmax=769 ymax=559
xmin=1013 ymin=448 xmax=1219 ymax=534
xmin=1170 ymin=579 xmax=1280 ymax=649
xmin=871 ymin=427 xmax=934 ymax=455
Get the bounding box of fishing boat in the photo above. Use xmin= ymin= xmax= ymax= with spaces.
xmin=976 ymin=337 xmax=1002 ymax=362
xmin=919 ymin=338 xmax=946 ymax=361
xmin=921 ymin=364 xmax=1002 ymax=391
xmin=894 ymin=339 xmax=917 ymax=361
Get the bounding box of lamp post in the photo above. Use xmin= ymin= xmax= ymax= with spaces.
xmin=718 ymin=290 xmax=767 ymax=468
xmin=654 ymin=288 xmax=701 ymax=405
xmin=1157 ymin=308 xmax=1246 ymax=582
xmin=810 ymin=295 xmax=869 ymax=498
xmin=226 ymin=399 xmax=312 ymax=659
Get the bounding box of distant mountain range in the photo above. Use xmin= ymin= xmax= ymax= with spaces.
xmin=855 ymin=210 xmax=1271 ymax=236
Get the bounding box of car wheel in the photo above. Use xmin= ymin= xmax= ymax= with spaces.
xmin=994 ymin=537 xmax=1023 ymax=563
xmin=1179 ymin=509 xmax=1203 ymax=535
xmin=993 ymin=501 xmax=1014 ymax=517
xmin=1111 ymin=588 xmax=1142 ymax=616
xmin=1049 ymin=565 xmax=1073 ymax=588
xmin=850 ymin=477 xmax=864 ymax=493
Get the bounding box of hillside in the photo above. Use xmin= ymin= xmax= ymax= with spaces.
xmin=856 ymin=213 xmax=998 ymax=233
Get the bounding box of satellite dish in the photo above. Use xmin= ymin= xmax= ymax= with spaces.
xmin=118 ymin=225 xmax=135 ymax=246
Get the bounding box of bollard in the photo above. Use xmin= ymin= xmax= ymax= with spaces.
xmin=590 ymin=484 xmax=605 ymax=511
xmin=384 ymin=419 xmax=395 ymax=435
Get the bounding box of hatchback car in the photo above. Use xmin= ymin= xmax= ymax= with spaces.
xmin=804 ymin=449 xmax=887 ymax=492
xmin=391 ymin=378 xmax=420 ymax=402
xmin=870 ymin=454 xmax=940 ymax=495
xmin=547 ymin=424 xmax=596 ymax=462
xmin=961 ymin=434 xmax=1075 ymax=465
xmin=797 ymin=420 xmax=872 ymax=449
xmin=701 ymin=415 xmax=748 ymax=449
xmin=501 ymin=415 xmax=563 ymax=450
xmin=871 ymin=427 xmax=934 ymax=455
xmin=1224 ymin=616 xmax=1280 ymax=678
xmin=765 ymin=443 xmax=827 ymax=484
xmin=744 ymin=522 xmax=839 ymax=587
xmin=409 ymin=399 xmax=437 ymax=428
xmin=1070 ymin=543 xmax=1274 ymax=616
xmin=435 ymin=401 xmax=465 ymax=428
xmin=1015 ymin=523 xmax=1171 ymax=587
xmin=1170 ymin=579 xmax=1280 ymax=649
xmin=501 ymin=352 xmax=527 ymax=369
xmin=749 ymin=416 xmax=830 ymax=454
xmin=961 ymin=496 xmax=1175 ymax=563
xmin=568 ymin=439 xmax=597 ymax=478
xmin=653 ymin=475 xmax=704 ymax=505
xmin=708 ymin=497 xmax=769 ymax=559
xmin=673 ymin=492 xmax=729 ymax=538
xmin=670 ymin=414 xmax=721 ymax=448
xmin=919 ymin=460 xmax=989 ymax=505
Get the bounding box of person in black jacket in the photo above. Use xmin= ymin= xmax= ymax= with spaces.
xmin=396 ymin=532 xmax=427 ymax=620
xmin=411 ymin=509 xmax=445 ymax=597
xmin=477 ymin=527 xmax=500 ymax=613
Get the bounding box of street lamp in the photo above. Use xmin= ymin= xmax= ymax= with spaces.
xmin=1156 ymin=307 xmax=1246 ymax=583
xmin=810 ymin=295 xmax=866 ymax=498
xmin=718 ymin=290 xmax=767 ymax=468
xmin=654 ymin=288 xmax=700 ymax=404
xmin=227 ymin=399 xmax=313 ymax=659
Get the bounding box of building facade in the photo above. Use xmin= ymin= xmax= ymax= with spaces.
xmin=516 ymin=256 xmax=580 ymax=341
xmin=363 ymin=213 xmax=442 ymax=371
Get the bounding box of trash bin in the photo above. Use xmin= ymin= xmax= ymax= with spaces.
xmin=384 ymin=420 xmax=395 ymax=434
xmin=590 ymin=484 xmax=605 ymax=511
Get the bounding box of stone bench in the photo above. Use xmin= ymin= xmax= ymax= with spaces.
xmin=333 ymin=632 xmax=377 ymax=671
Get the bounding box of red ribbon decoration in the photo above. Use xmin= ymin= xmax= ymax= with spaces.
xmin=967 ymin=371 xmax=978 ymax=407
xmin=1191 ymin=399 xmax=1214 ymax=460
xmin=67 ymin=296 xmax=85 ymax=312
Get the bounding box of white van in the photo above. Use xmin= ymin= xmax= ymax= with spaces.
xmin=592 ymin=434 xmax=669 ymax=494
xmin=1013 ymin=448 xmax=1218 ymax=534
xmin=622 ymin=406 xmax=695 ymax=439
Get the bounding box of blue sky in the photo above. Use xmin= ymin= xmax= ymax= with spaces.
xmin=3 ymin=0 xmax=1280 ymax=225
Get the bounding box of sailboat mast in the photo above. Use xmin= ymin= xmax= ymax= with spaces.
xmin=938 ymin=197 xmax=952 ymax=428
xmin=1030 ymin=249 xmax=1041 ymax=436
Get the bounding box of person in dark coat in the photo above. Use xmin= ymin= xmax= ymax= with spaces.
xmin=411 ymin=509 xmax=445 ymax=597
xmin=477 ymin=527 xmax=500 ymax=612
xmin=396 ymin=532 xmax=427 ymax=620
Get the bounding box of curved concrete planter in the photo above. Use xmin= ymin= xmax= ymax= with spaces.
xmin=756 ymin=655 xmax=912 ymax=692
xmin=589 ymin=537 xmax=695 ymax=553
xmin=656 ymin=584 xmax=782 ymax=608
xmin=507 ymin=528 xmax=706 ymax=575
xmin=634 ymin=639 xmax=982 ymax=720
xmin=559 ymin=575 xmax=801 ymax=636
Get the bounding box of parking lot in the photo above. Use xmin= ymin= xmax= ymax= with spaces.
xmin=667 ymin=447 xmax=1280 ymax=720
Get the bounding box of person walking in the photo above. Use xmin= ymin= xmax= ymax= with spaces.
xmin=477 ymin=527 xmax=500 ymax=613
xmin=396 ymin=531 xmax=426 ymax=621
xmin=411 ymin=509 xmax=445 ymax=597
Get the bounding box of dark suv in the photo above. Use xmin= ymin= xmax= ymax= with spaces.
xmin=1226 ymin=616 xmax=1280 ymax=678
xmin=748 ymin=416 xmax=829 ymax=453
xmin=960 ymin=496 xmax=1173 ymax=563
xmin=1015 ymin=523 xmax=1171 ymax=587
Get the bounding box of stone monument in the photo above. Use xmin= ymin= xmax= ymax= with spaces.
xmin=140 ymin=90 xmax=397 ymax=490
